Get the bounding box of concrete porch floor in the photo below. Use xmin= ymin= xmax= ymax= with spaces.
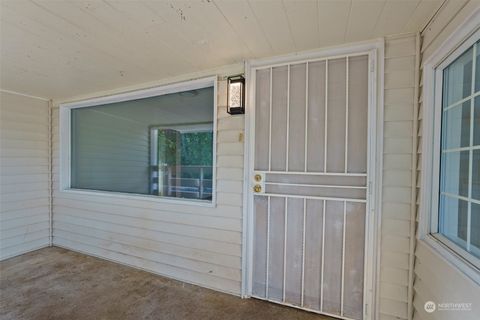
xmin=0 ymin=247 xmax=329 ymax=320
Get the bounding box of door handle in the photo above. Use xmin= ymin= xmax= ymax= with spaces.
xmin=253 ymin=172 xmax=265 ymax=194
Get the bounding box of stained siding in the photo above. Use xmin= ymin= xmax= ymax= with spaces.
xmin=0 ymin=91 xmax=50 ymax=260
xmin=379 ymin=35 xmax=417 ymax=320
xmin=414 ymin=1 xmax=480 ymax=320
xmin=51 ymin=79 xmax=244 ymax=295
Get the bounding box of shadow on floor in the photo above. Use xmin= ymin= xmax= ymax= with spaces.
xmin=0 ymin=247 xmax=330 ymax=320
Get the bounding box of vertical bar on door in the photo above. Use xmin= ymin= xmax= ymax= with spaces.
xmin=304 ymin=62 xmax=309 ymax=172
xmin=320 ymin=199 xmax=326 ymax=312
xmin=301 ymin=197 xmax=306 ymax=306
xmin=324 ymin=60 xmax=329 ymax=173
xmin=268 ymin=67 xmax=273 ymax=171
xmin=265 ymin=196 xmax=271 ymax=297
xmin=345 ymin=57 xmax=349 ymax=173
xmin=286 ymin=65 xmax=291 ymax=172
xmin=283 ymin=197 xmax=288 ymax=302
xmin=341 ymin=201 xmax=347 ymax=316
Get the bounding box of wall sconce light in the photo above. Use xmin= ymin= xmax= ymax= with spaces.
xmin=227 ymin=75 xmax=245 ymax=115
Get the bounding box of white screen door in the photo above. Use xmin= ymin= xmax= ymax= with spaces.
xmin=248 ymin=52 xmax=374 ymax=320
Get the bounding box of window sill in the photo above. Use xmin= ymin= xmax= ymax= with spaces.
xmin=59 ymin=188 xmax=217 ymax=208
xmin=420 ymin=234 xmax=480 ymax=285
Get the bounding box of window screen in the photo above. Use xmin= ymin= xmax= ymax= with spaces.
xmin=439 ymin=40 xmax=480 ymax=259
xmin=70 ymin=86 xmax=214 ymax=202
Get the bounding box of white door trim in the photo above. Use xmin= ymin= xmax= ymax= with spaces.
xmin=241 ymin=38 xmax=384 ymax=320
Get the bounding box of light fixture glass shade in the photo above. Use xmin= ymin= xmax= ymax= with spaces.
xmin=227 ymin=75 xmax=245 ymax=114
xmin=228 ymin=82 xmax=242 ymax=108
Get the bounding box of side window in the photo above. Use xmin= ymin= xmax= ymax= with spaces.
xmin=435 ymin=39 xmax=480 ymax=265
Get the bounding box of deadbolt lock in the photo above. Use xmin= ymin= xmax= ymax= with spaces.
xmin=253 ymin=185 xmax=262 ymax=193
xmin=254 ymin=174 xmax=262 ymax=182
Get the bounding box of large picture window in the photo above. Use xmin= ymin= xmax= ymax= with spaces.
xmin=434 ymin=33 xmax=480 ymax=267
xmin=61 ymin=78 xmax=216 ymax=204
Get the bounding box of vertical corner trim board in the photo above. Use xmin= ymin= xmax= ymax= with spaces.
xmin=381 ymin=34 xmax=417 ymax=320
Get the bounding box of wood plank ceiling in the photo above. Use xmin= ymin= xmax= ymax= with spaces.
xmin=0 ymin=0 xmax=442 ymax=100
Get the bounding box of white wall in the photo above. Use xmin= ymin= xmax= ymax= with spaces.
xmin=51 ymin=75 xmax=245 ymax=295
xmin=378 ymin=34 xmax=418 ymax=320
xmin=414 ymin=1 xmax=480 ymax=319
xmin=0 ymin=91 xmax=51 ymax=260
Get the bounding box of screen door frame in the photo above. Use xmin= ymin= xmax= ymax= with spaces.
xmin=241 ymin=39 xmax=384 ymax=320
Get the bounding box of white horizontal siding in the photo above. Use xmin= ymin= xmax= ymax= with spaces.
xmin=0 ymin=91 xmax=50 ymax=260
xmin=413 ymin=242 xmax=480 ymax=320
xmin=414 ymin=1 xmax=480 ymax=320
xmin=379 ymin=34 xmax=417 ymax=320
xmin=51 ymin=79 xmax=245 ymax=295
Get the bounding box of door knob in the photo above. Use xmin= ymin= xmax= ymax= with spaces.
xmin=253 ymin=184 xmax=262 ymax=193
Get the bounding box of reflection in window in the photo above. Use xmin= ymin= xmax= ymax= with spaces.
xmin=150 ymin=125 xmax=213 ymax=200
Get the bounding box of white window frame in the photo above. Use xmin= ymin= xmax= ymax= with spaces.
xmin=420 ymin=8 xmax=480 ymax=284
xmin=59 ymin=76 xmax=218 ymax=207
